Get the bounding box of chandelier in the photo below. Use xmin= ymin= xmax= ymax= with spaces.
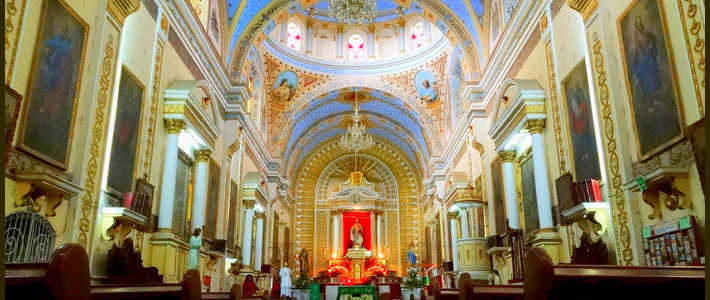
xmin=339 ymin=89 xmax=374 ymax=152
xmin=328 ymin=0 xmax=377 ymax=25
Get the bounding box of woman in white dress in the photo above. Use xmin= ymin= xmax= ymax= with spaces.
xmin=187 ymin=228 xmax=202 ymax=270
xmin=279 ymin=263 xmax=292 ymax=297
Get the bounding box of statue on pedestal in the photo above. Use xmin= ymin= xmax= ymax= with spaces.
xmin=350 ymin=219 xmax=364 ymax=249
xmin=298 ymin=248 xmax=309 ymax=277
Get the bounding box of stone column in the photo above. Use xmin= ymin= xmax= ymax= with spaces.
xmin=331 ymin=210 xmax=339 ymax=257
xmin=459 ymin=208 xmax=470 ymax=239
xmin=254 ymin=212 xmax=265 ymax=270
xmin=376 ymin=212 xmax=384 ymax=256
xmin=448 ymin=211 xmax=459 ymax=271
xmin=338 ymin=212 xmax=344 ymax=255
xmin=158 ymin=119 xmax=186 ymax=230
xmin=241 ymin=199 xmax=256 ymax=268
xmin=526 ymin=120 xmax=554 ymax=229
xmin=500 ymin=151 xmax=519 ymax=229
xmin=424 ymin=20 xmax=432 ymax=43
xmin=397 ymin=17 xmax=406 ymax=54
xmin=191 ymin=149 xmax=212 ymax=231
xmin=306 ymin=10 xmax=314 ymax=56
xmin=280 ymin=21 xmax=288 ymax=43
xmin=336 ymin=26 xmax=344 ymax=60
xmin=368 ymin=23 xmax=375 ymax=59
xmin=370 ymin=210 xmax=377 ymax=254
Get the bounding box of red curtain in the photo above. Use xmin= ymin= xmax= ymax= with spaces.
xmin=342 ymin=211 xmax=371 ymax=251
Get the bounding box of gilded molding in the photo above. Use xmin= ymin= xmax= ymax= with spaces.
xmin=591 ymin=35 xmax=633 ymax=265
xmin=107 ymin=0 xmax=141 ymax=25
xmin=500 ymin=151 xmax=516 ymax=163
xmin=525 ymin=104 xmax=546 ymax=114
xmin=243 ymin=199 xmax=256 ymax=209
xmin=447 ymin=211 xmax=459 ymax=219
xmin=194 ymin=149 xmax=212 ymax=162
xmin=677 ymin=0 xmax=705 ymax=115
xmin=78 ymin=35 xmax=116 ymax=248
xmin=524 ymin=119 xmax=545 ymax=134
xmin=5 ymin=0 xmax=28 ymax=85
xmin=164 ymin=103 xmax=186 ymax=114
xmin=164 ymin=119 xmax=186 ymax=134
xmin=566 ymin=0 xmax=599 ymax=21
xmin=254 ymin=211 xmax=266 ymax=219
xmin=545 ymin=41 xmax=568 ymax=173
xmin=142 ymin=42 xmax=164 ymax=179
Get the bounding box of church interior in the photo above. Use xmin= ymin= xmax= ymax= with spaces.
xmin=4 ymin=0 xmax=706 ymax=299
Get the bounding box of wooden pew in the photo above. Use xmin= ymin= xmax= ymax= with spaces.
xmin=5 ymin=243 xmax=92 ymax=300
xmin=524 ymin=246 xmax=705 ymax=300
xmin=202 ymin=283 xmax=241 ymax=299
xmin=431 ymin=274 xmax=522 ymax=300
xmin=5 ymin=243 xmax=203 ymax=300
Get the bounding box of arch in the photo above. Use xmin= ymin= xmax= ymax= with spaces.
xmin=5 ymin=210 xmax=56 ymax=263
xmin=315 ymin=154 xmax=399 ymax=201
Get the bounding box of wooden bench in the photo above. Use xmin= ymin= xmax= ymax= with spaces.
xmin=5 ymin=243 xmax=203 ymax=300
xmin=457 ymin=273 xmax=523 ymax=300
xmin=524 ymin=246 xmax=705 ymax=300
xmin=202 ymin=283 xmax=240 ymax=299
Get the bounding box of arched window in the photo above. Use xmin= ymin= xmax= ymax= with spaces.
xmin=348 ymin=34 xmax=364 ymax=60
xmin=411 ymin=21 xmax=424 ymax=49
xmin=287 ymin=22 xmax=301 ymax=50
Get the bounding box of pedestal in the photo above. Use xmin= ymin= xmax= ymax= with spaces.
xmin=345 ymin=248 xmax=371 ymax=281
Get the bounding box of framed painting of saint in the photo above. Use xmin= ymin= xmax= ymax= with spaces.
xmin=271 ymin=70 xmax=298 ymax=103
xmin=415 ymin=70 xmax=439 ymax=103
xmin=18 ymin=0 xmax=88 ymax=169
xmin=517 ymin=150 xmax=539 ymax=234
xmin=107 ymin=66 xmax=145 ymax=194
xmin=205 ymin=159 xmax=221 ymax=241
xmin=5 ymin=85 xmax=22 ymax=163
xmin=561 ymin=61 xmax=602 ymax=181
xmin=490 ymin=156 xmax=506 ymax=235
xmin=618 ymin=0 xmax=683 ymax=160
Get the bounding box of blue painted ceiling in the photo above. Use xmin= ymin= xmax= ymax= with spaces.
xmin=282 ymin=87 xmax=429 ymax=174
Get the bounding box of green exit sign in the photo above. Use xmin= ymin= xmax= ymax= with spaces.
xmin=636 ymin=177 xmax=648 ymax=191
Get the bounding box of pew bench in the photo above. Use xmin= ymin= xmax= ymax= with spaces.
xmin=524 ymin=247 xmax=705 ymax=300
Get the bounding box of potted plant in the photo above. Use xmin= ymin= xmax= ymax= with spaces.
xmin=290 ymin=275 xmax=313 ymax=300
xmin=402 ymin=266 xmax=425 ymax=300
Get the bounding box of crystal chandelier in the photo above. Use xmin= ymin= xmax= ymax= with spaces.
xmin=339 ymin=89 xmax=374 ymax=152
xmin=328 ymin=0 xmax=377 ymax=25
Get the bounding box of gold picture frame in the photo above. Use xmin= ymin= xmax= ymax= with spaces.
xmin=17 ymin=0 xmax=89 ymax=170
xmin=616 ymin=0 xmax=685 ymax=161
xmin=5 ymin=85 xmax=22 ymax=164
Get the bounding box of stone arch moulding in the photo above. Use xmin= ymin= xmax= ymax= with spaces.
xmin=163 ymin=80 xmax=222 ymax=150
xmin=488 ymin=78 xmax=546 ymax=151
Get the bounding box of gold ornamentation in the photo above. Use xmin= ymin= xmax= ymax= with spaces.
xmin=160 ymin=15 xmax=169 ymax=33
xmin=254 ymin=211 xmax=266 ymax=219
xmin=592 ymin=37 xmax=633 ymax=265
xmin=524 ymin=119 xmax=545 ymax=134
xmin=163 ymin=103 xmax=186 ymax=114
xmin=5 ymin=0 xmax=28 ymax=85
xmin=142 ymin=42 xmax=164 ymax=179
xmin=677 ymin=0 xmax=705 ymax=115
xmin=164 ymin=119 xmax=186 ymax=134
xmin=447 ymin=211 xmax=459 ymax=219
xmin=566 ymin=0 xmax=599 ymax=21
xmin=78 ymin=35 xmax=116 ymax=249
xmin=243 ymin=199 xmax=256 ymax=209
xmin=315 ymin=210 xmax=327 ymax=271
xmin=107 ymin=0 xmax=141 ymax=25
xmin=194 ymin=149 xmax=212 ymax=162
xmin=545 ymin=41 xmax=568 ymax=173
xmin=499 ymin=151 xmax=516 ymax=163
xmin=540 ymin=14 xmax=548 ymax=32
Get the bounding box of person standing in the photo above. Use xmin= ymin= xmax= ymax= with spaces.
xmin=187 ymin=228 xmax=202 ymax=270
xmin=280 ymin=263 xmax=292 ymax=298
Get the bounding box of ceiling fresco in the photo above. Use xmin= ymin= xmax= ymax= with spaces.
xmin=225 ymin=0 xmax=486 ymax=83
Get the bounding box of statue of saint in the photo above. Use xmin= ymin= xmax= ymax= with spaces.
xmin=350 ymin=219 xmax=364 ymax=248
xmin=407 ymin=242 xmax=417 ymax=265
xmin=298 ymin=248 xmax=309 ymax=277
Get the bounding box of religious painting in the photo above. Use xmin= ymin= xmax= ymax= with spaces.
xmin=207 ymin=0 xmax=221 ymax=53
xmin=205 ymin=159 xmax=221 ymax=241
xmin=415 ymin=69 xmax=439 ymax=103
xmin=107 ymin=67 xmax=145 ymax=194
xmin=173 ymin=151 xmax=192 ymax=237
xmin=490 ymin=156 xmax=506 ymax=234
xmin=18 ymin=0 xmax=88 ymax=169
xmin=271 ymin=70 xmax=298 ymax=103
xmin=687 ymin=119 xmax=704 ymax=193
xmin=561 ymin=61 xmax=601 ymax=181
xmin=5 ymin=86 xmax=22 ymax=163
xmin=518 ymin=152 xmax=539 ymax=234
xmin=618 ymin=0 xmax=683 ymax=159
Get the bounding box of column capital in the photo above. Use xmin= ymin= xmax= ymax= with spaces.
xmin=499 ymin=151 xmax=516 ymax=163
xmin=447 ymin=211 xmax=459 ymax=219
xmin=243 ymin=199 xmax=256 ymax=209
xmin=164 ymin=119 xmax=186 ymax=134
xmin=278 ymin=221 xmax=287 ymax=229
xmin=566 ymin=0 xmax=599 ymax=21
xmin=525 ymin=119 xmax=546 ymax=134
xmin=254 ymin=211 xmax=266 ymax=219
xmin=194 ymin=149 xmax=212 ymax=163
xmin=332 ymin=209 xmax=343 ymax=215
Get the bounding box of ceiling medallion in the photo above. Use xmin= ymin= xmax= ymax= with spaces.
xmin=328 ymin=0 xmax=377 ymax=25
